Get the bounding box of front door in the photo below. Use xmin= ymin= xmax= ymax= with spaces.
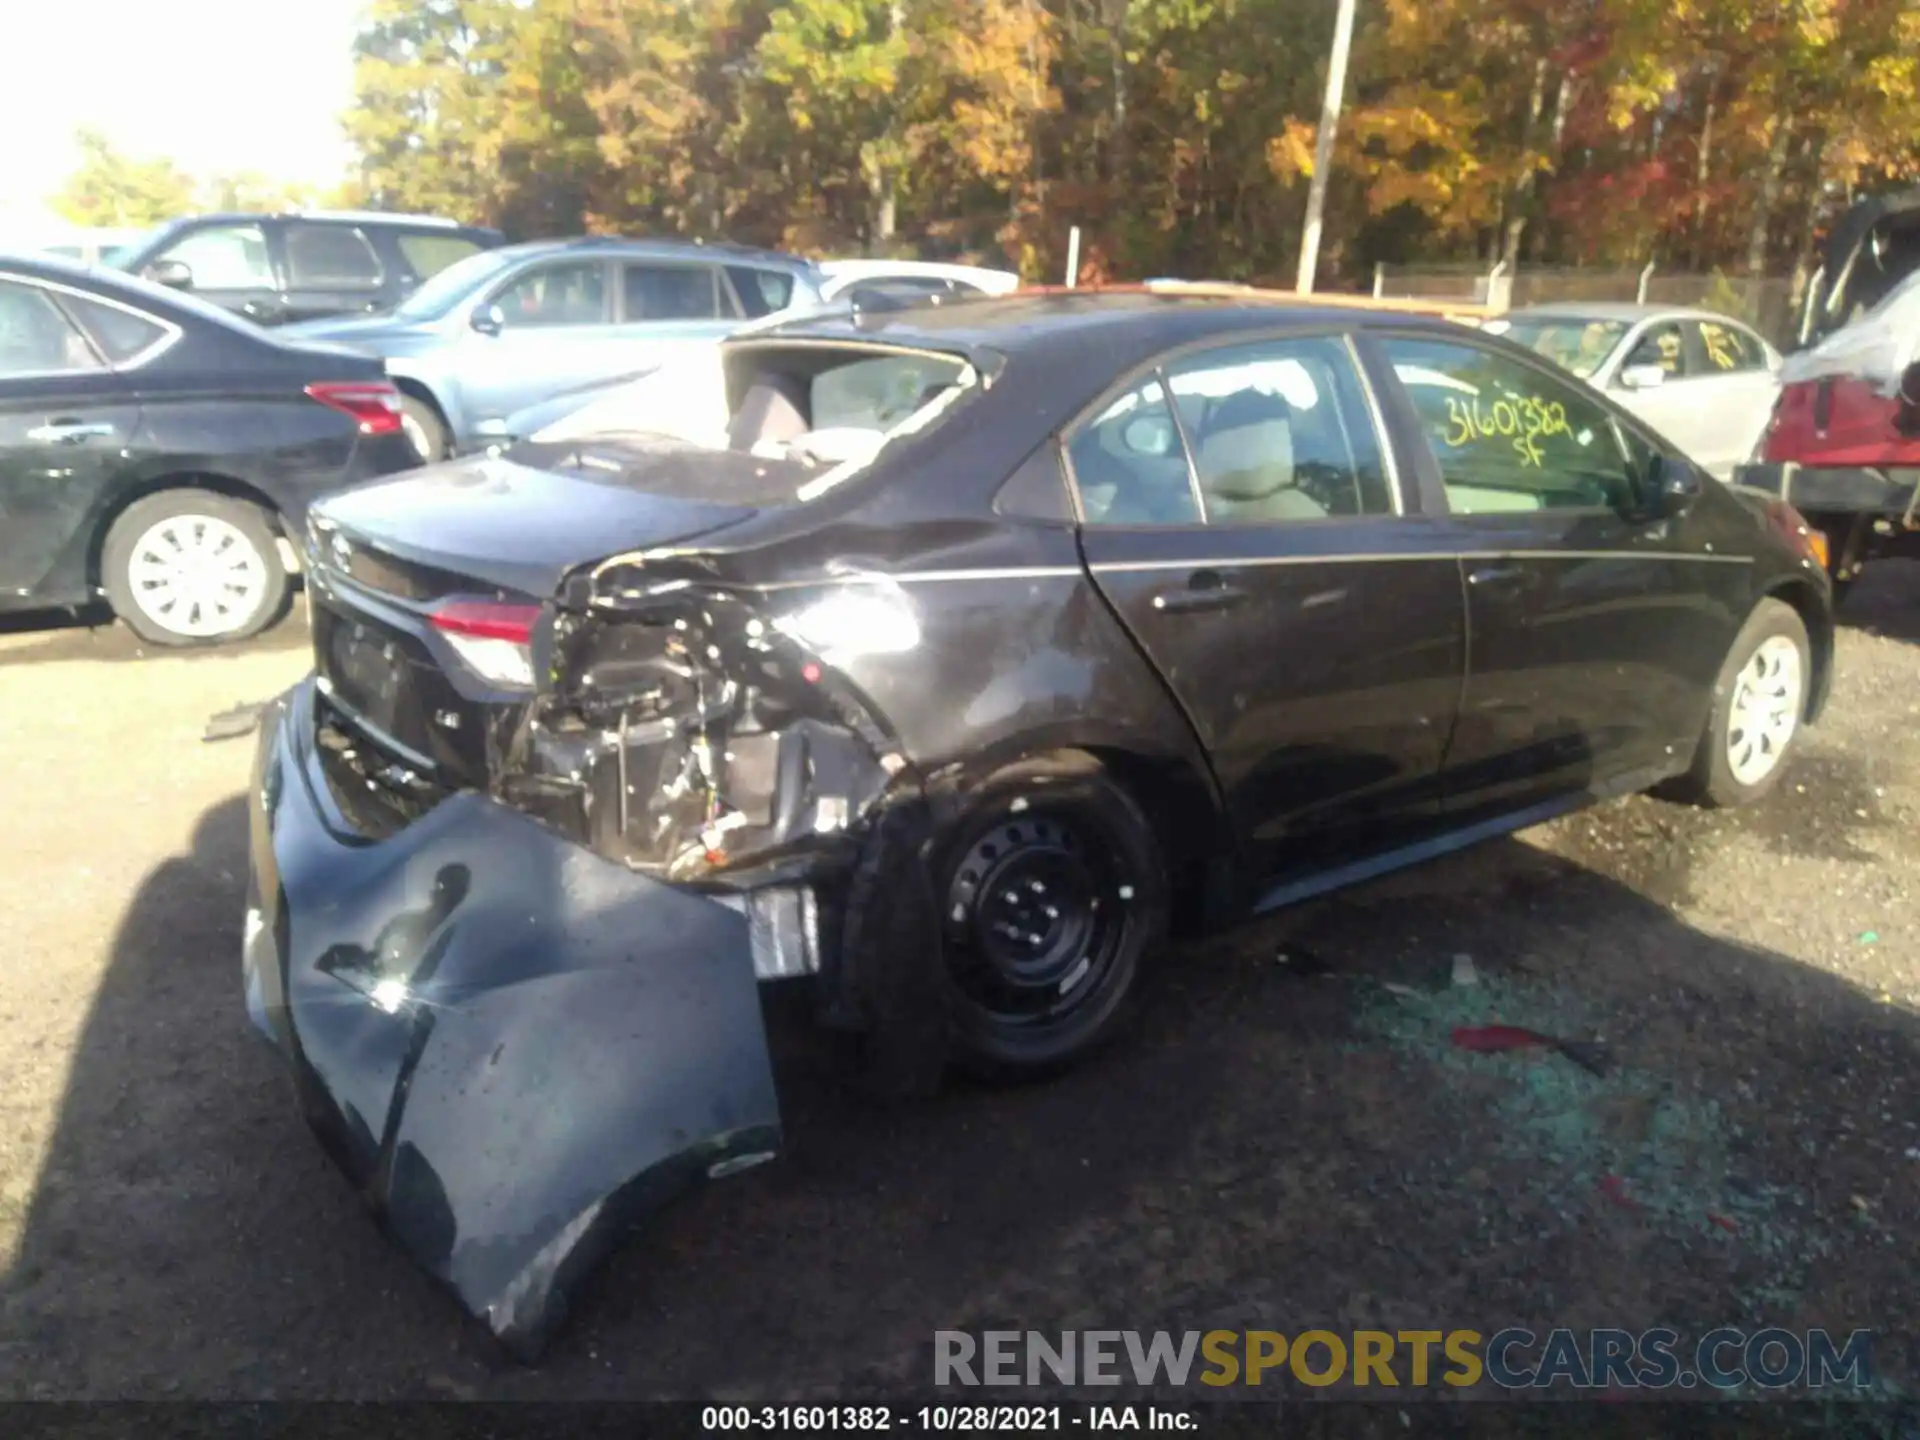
xmin=1371 ymin=332 xmax=1744 ymax=820
xmin=0 ymin=278 xmax=141 ymax=605
xmin=457 ymin=259 xmax=619 ymax=425
xmin=1072 ymin=332 xmax=1466 ymax=884
xmin=142 ymin=220 xmax=285 ymax=325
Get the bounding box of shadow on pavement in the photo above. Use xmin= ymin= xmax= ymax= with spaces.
xmin=3 ymin=787 xmax=1916 ymax=1404
xmin=1838 ymin=560 xmax=1920 ymax=647
xmin=0 ymin=596 xmax=311 ymax=669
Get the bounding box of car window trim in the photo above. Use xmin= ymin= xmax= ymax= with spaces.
xmin=0 ymin=272 xmax=181 ymax=376
xmin=1367 ymin=323 xmax=1658 ymax=524
xmin=284 ymin=221 xmax=387 ymax=292
xmin=1059 ymin=323 xmax=1407 ymax=530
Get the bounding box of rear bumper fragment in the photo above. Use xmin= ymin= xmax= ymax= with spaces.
xmin=244 ymin=677 xmax=781 ymax=1358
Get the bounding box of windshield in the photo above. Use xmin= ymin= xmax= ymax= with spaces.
xmin=102 ymin=225 xmax=164 ymax=270
xmin=1484 ymin=317 xmax=1630 ymax=379
xmin=392 ymin=247 xmax=520 ymax=321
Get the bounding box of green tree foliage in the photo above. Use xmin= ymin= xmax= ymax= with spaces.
xmin=50 ymin=129 xmax=196 ymax=228
xmin=333 ymin=0 xmax=1920 ymax=285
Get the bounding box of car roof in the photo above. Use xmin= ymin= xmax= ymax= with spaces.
xmin=741 ymin=288 xmax=1459 ymax=347
xmin=489 ymin=235 xmax=818 ymax=272
xmin=737 ymin=289 xmax=1468 ymax=366
xmin=1508 ymin=300 xmax=1753 ymax=326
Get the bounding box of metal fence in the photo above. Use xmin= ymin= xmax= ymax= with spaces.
xmin=1374 ymin=263 xmax=1804 ymax=347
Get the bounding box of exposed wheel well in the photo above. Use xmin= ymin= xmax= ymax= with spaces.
xmin=1074 ymin=745 xmax=1230 ymax=935
xmin=1761 ymin=577 xmax=1832 ymax=721
xmin=89 ymin=473 xmax=285 ymax=589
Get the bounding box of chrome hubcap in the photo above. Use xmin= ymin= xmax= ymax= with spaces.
xmin=1725 ymin=635 xmax=1802 ymax=786
xmin=127 ymin=515 xmax=268 ymax=638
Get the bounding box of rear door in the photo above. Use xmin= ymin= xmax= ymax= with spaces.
xmin=0 ymin=277 xmax=145 ymax=604
xmin=1371 ymin=331 xmax=1746 ymax=820
xmin=1071 ymin=331 xmax=1466 ymax=884
xmin=277 ymin=222 xmax=389 ymax=324
xmin=611 ymin=260 xmax=743 ymax=372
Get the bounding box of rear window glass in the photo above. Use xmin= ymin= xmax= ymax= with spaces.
xmin=810 ymin=353 xmax=964 ymax=430
xmin=396 ymin=232 xmax=483 ymax=280
xmin=726 ymin=266 xmax=796 ymax=318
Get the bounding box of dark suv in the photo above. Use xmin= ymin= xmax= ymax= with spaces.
xmin=110 ymin=212 xmax=506 ymax=327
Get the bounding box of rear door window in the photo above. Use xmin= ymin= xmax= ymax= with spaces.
xmin=396 ymin=231 xmax=483 ymax=280
xmin=623 ymin=264 xmax=723 ymax=320
xmin=284 ymin=224 xmax=383 ymax=289
xmin=1165 ymin=336 xmax=1393 ymax=522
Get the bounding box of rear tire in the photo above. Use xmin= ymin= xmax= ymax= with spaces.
xmin=1671 ymin=598 xmax=1811 ymax=808
xmin=400 ymin=394 xmax=448 ymax=461
xmin=933 ymin=756 xmax=1167 ymax=1079
xmin=102 ymin=490 xmax=290 ymax=647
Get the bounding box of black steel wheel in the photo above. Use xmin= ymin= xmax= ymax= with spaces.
xmin=935 ymin=759 xmax=1166 ymax=1077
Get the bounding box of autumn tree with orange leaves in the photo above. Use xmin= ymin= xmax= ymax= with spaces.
xmin=339 ymin=0 xmax=1920 ymax=288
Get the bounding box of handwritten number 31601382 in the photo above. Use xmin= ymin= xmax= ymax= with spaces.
xmin=1443 ymin=393 xmax=1572 ymax=468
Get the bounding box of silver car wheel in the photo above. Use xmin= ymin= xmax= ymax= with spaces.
xmin=126 ymin=514 xmax=269 ymax=640
xmin=1724 ymin=634 xmax=1802 ymax=787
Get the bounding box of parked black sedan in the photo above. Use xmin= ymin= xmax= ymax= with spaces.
xmin=0 ymin=254 xmax=420 ymax=644
xmin=244 ymin=290 xmax=1833 ymax=1355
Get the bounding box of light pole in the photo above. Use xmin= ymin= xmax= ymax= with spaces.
xmin=1295 ymin=0 xmax=1358 ymax=294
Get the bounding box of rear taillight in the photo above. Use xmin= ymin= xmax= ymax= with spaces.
xmin=306 ymin=381 xmax=405 ymax=437
xmin=429 ymin=599 xmax=541 ymax=688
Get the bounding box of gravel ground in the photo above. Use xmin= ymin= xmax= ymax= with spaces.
xmin=0 ymin=578 xmax=1916 ymax=1405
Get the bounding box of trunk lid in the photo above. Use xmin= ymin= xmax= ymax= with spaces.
xmin=312 ymin=442 xmax=804 ymax=599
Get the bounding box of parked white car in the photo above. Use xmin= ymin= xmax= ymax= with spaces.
xmin=816 ymin=258 xmax=1020 ymax=306
xmin=1485 ymin=303 xmax=1783 ymax=480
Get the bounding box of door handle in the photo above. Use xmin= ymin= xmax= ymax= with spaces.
xmin=27 ymin=419 xmax=115 ymax=444
xmin=1466 ymin=564 xmax=1528 ymax=590
xmin=1151 ymin=568 xmax=1247 ymax=614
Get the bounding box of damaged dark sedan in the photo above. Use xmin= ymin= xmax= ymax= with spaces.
xmin=243 ymin=290 xmax=1835 ymax=1357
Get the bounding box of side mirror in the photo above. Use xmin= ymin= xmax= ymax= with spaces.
xmin=146 ymin=258 xmax=193 ymax=290
xmin=470 ymin=303 xmax=505 ymax=337
xmin=1655 ymin=454 xmax=1704 ymax=518
xmin=1618 ymin=363 xmax=1667 ymax=391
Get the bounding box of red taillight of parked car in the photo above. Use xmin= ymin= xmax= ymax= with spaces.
xmin=305 ymin=382 xmax=406 ymax=437
xmin=429 ymin=599 xmax=542 ymax=688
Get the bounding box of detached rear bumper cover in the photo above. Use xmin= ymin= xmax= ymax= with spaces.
xmin=244 ymin=678 xmax=780 ymax=1357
